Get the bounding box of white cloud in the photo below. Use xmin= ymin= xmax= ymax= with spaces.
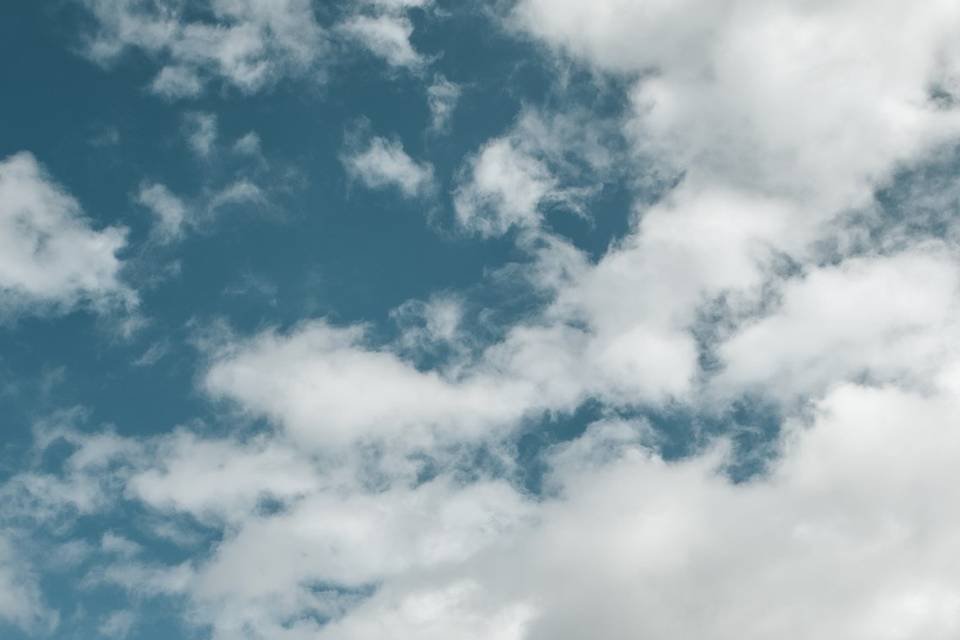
xmin=391 ymin=294 xmax=465 ymax=357
xmin=475 ymin=382 xmax=960 ymax=639
xmin=0 ymin=535 xmax=57 ymax=634
xmin=98 ymin=610 xmax=136 ymax=639
xmin=136 ymin=176 xmax=264 ymax=245
xmin=188 ymin=476 xmax=529 ymax=638
xmin=137 ymin=182 xmax=187 ymax=242
xmin=426 ymin=75 xmax=461 ymax=132
xmin=207 ymin=180 xmax=266 ymax=211
xmin=716 ymin=246 xmax=960 ymax=398
xmin=232 ymin=131 xmax=262 ymax=157
xmin=364 ymin=0 xmax=433 ymax=9
xmin=513 ymin=0 xmax=960 ymax=212
xmin=0 ymin=152 xmax=133 ymax=316
xmin=183 ymin=112 xmax=218 ymax=158
xmin=127 ymin=431 xmax=320 ymax=523
xmin=133 ymin=340 xmax=170 ymax=367
xmin=150 ymin=65 xmax=203 ymax=99
xmin=0 ymin=418 xmax=142 ymax=523
xmin=81 ymin=0 xmax=328 ymax=97
xmin=54 ymin=374 xmax=960 ymax=640
xmin=453 ymin=109 xmax=617 ymax=236
xmin=206 ymin=185 xmax=802 ymax=448
xmin=342 ymin=136 xmax=434 ymax=198
xmin=15 ymin=3 xmax=960 ymax=639
xmin=202 ymin=321 xmax=533 ymax=449
xmin=339 ymin=14 xmax=425 ymax=70
xmin=313 ymin=580 xmax=535 ymax=640
xmin=454 ymin=138 xmax=555 ymax=235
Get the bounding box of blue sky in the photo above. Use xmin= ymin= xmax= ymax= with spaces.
xmin=3 ymin=1 xmax=960 ymax=639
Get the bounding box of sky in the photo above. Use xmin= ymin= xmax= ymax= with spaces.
xmin=3 ymin=1 xmax=960 ymax=638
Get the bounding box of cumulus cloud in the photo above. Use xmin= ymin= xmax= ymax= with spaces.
xmin=15 ymin=2 xmax=960 ymax=639
xmin=202 ymin=321 xmax=532 ymax=449
xmin=512 ymin=0 xmax=960 ymax=211
xmin=0 ymin=152 xmax=133 ymax=316
xmin=126 ymin=430 xmax=320 ymax=523
xmin=20 ymin=373 xmax=960 ymax=639
xmin=342 ymin=135 xmax=434 ymax=198
xmin=240 ymin=380 xmax=960 ymax=638
xmin=338 ymin=0 xmax=433 ymax=73
xmin=207 ymin=179 xmax=267 ymax=212
xmin=495 ymin=382 xmax=960 ymax=639
xmin=716 ymin=246 xmax=960 ymax=398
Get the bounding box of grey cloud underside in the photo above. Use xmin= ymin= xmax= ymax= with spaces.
xmin=6 ymin=1 xmax=960 ymax=639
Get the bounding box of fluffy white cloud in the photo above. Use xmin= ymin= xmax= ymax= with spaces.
xmin=0 ymin=152 xmax=133 ymax=316
xmin=186 ymin=476 xmax=529 ymax=639
xmin=513 ymin=0 xmax=960 ymax=211
xmin=15 ymin=3 xmax=960 ymax=639
xmin=149 ymin=65 xmax=203 ymax=99
xmin=391 ymin=294 xmax=465 ymax=357
xmin=308 ymin=581 xmax=534 ymax=640
xmin=485 ymin=382 xmax=960 ymax=639
xmin=202 ymin=321 xmax=533 ymax=449
xmin=339 ymin=14 xmax=425 ymax=70
xmin=202 ymin=181 xmax=826 ymax=453
xmin=342 ymin=136 xmax=434 ymax=198
xmin=717 ymin=246 xmax=960 ymax=398
xmin=61 ymin=375 xmax=960 ymax=640
xmin=453 ymin=108 xmax=619 ymax=236
xmin=127 ymin=431 xmax=320 ymax=523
